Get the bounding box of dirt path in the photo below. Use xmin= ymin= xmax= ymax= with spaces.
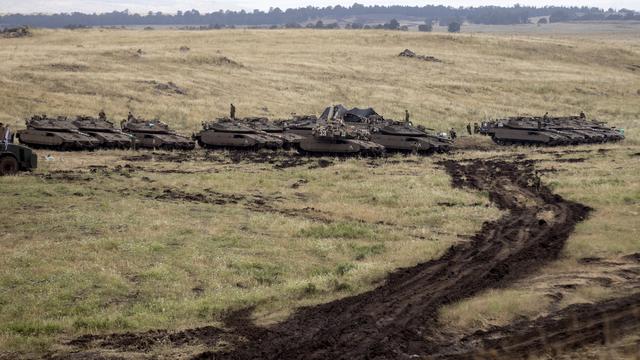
xmin=59 ymin=158 xmax=630 ymax=360
xmin=186 ymin=159 xmax=591 ymax=359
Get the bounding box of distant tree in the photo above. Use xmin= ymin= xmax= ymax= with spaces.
xmin=325 ymin=22 xmax=340 ymax=29
xmin=448 ymin=21 xmax=461 ymax=33
xmin=549 ymin=10 xmax=570 ymax=22
xmin=388 ymin=18 xmax=400 ymax=30
xmin=315 ymin=20 xmax=324 ymax=28
xmin=399 ymin=25 xmax=409 ymax=31
xmin=351 ymin=22 xmax=364 ymax=29
xmin=537 ymin=17 xmax=548 ymax=24
xmin=284 ymin=22 xmax=302 ymax=28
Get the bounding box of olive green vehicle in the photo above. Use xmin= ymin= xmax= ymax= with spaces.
xmin=242 ymin=117 xmax=305 ymax=149
xmin=73 ymin=114 xmax=134 ymax=149
xmin=193 ymin=117 xmax=283 ymax=150
xmin=0 ymin=143 xmax=37 ymax=176
xmin=480 ymin=115 xmax=624 ymax=146
xmin=322 ymin=105 xmax=452 ymax=153
xmin=121 ymin=116 xmax=195 ymax=150
xmin=296 ymin=117 xmax=384 ymax=156
xmin=16 ymin=115 xmax=100 ymax=150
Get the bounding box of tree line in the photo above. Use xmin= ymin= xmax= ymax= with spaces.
xmin=0 ymin=4 xmax=638 ymax=29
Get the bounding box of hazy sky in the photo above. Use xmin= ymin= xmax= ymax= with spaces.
xmin=1 ymin=0 xmax=637 ymax=14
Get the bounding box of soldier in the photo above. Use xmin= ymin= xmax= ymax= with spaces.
xmin=466 ymin=123 xmax=472 ymax=135
xmin=98 ymin=110 xmax=107 ymax=121
xmin=474 ymin=122 xmax=480 ymax=134
xmin=230 ymin=103 xmax=236 ymax=119
xmin=543 ymin=112 xmax=549 ymax=121
xmin=579 ymin=111 xmax=586 ymax=119
xmin=1 ymin=123 xmax=12 ymax=145
xmin=405 ymin=109 xmax=410 ymax=123
xmin=449 ymin=128 xmax=457 ymax=140
xmin=127 ymin=111 xmax=135 ymax=121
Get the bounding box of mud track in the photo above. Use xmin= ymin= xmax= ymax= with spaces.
xmin=185 ymin=159 xmax=591 ymax=359
xmin=60 ymin=158 xmax=616 ymax=359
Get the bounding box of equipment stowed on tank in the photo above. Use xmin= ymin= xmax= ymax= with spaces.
xmin=121 ymin=115 xmax=195 ymax=150
xmin=333 ymin=105 xmax=452 ymax=153
xmin=193 ymin=117 xmax=284 ymax=150
xmin=295 ymin=106 xmax=384 ymax=156
xmin=481 ymin=114 xmax=624 ymax=146
xmin=242 ymin=117 xmax=305 ymax=150
xmin=72 ymin=113 xmax=134 ymax=149
xmin=16 ymin=115 xmax=100 ymax=150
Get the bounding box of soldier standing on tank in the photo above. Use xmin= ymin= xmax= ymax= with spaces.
xmin=230 ymin=103 xmax=236 ymax=119
xmin=449 ymin=128 xmax=457 ymax=140
xmin=127 ymin=111 xmax=135 ymax=122
xmin=466 ymin=123 xmax=472 ymax=135
xmin=98 ymin=110 xmax=107 ymax=121
xmin=580 ymin=111 xmax=586 ymax=119
xmin=405 ymin=110 xmax=410 ymax=123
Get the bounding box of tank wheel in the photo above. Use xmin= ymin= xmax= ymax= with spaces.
xmin=0 ymin=156 xmax=19 ymax=176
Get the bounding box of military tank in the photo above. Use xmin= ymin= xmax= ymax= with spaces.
xmin=242 ymin=117 xmax=305 ymax=149
xmin=325 ymin=105 xmax=452 ymax=153
xmin=73 ymin=114 xmax=134 ymax=149
xmin=16 ymin=115 xmax=100 ymax=150
xmin=193 ymin=117 xmax=283 ymax=150
xmin=281 ymin=115 xmax=319 ymax=139
xmin=296 ymin=114 xmax=384 ymax=156
xmin=121 ymin=116 xmax=195 ymax=150
xmin=481 ymin=114 xmax=624 ymax=146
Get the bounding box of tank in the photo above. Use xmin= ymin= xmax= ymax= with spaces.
xmin=327 ymin=105 xmax=452 ymax=153
xmin=297 ymin=120 xmax=384 ymax=156
xmin=16 ymin=115 xmax=100 ymax=150
xmin=281 ymin=115 xmax=319 ymax=139
xmin=193 ymin=117 xmax=283 ymax=150
xmin=482 ymin=115 xmax=624 ymax=146
xmin=242 ymin=117 xmax=305 ymax=149
xmin=121 ymin=116 xmax=195 ymax=150
xmin=73 ymin=115 xmax=134 ymax=149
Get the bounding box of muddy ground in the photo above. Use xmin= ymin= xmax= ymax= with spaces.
xmin=49 ymin=156 xmax=640 ymax=360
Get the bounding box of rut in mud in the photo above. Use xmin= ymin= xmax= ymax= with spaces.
xmin=186 ymin=159 xmax=592 ymax=359
xmin=432 ymin=292 xmax=640 ymax=359
xmin=60 ymin=158 xmax=610 ymax=359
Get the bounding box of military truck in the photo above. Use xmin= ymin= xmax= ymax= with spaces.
xmin=193 ymin=117 xmax=283 ymax=150
xmin=17 ymin=115 xmax=100 ymax=150
xmin=73 ymin=114 xmax=134 ymax=149
xmin=0 ymin=143 xmax=37 ymax=175
xmin=121 ymin=116 xmax=195 ymax=150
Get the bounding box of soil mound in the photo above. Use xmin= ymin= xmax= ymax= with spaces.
xmin=399 ymin=48 xmax=442 ymax=62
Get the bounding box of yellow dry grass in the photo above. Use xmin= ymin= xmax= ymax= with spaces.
xmin=1 ymin=26 xmax=639 ymax=357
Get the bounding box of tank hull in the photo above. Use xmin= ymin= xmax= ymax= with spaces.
xmin=16 ymin=129 xmax=100 ymax=150
xmin=194 ymin=130 xmax=282 ymax=149
xmin=130 ymin=132 xmax=195 ymax=150
xmin=83 ymin=131 xmax=134 ymax=148
xmin=297 ymin=138 xmax=384 ymax=156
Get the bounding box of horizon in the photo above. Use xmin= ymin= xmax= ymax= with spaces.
xmin=1 ymin=1 xmax=639 ymax=16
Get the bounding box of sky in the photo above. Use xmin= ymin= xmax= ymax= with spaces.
xmin=0 ymin=0 xmax=637 ymax=14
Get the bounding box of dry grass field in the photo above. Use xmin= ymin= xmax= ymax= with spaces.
xmin=0 ymin=25 xmax=639 ymax=358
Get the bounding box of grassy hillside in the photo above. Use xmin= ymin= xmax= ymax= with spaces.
xmin=0 ymin=28 xmax=638 ymax=140
xmin=0 ymin=27 xmax=639 ymax=357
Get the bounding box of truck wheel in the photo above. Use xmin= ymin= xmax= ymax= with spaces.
xmin=0 ymin=156 xmax=19 ymax=176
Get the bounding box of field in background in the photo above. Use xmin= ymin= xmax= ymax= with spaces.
xmin=0 ymin=25 xmax=639 ymax=357
xmin=0 ymin=26 xmax=639 ymax=141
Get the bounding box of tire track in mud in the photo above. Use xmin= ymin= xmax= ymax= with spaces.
xmin=60 ymin=158 xmax=622 ymax=359
xmin=431 ymin=292 xmax=640 ymax=359
xmin=188 ymin=159 xmax=592 ymax=359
